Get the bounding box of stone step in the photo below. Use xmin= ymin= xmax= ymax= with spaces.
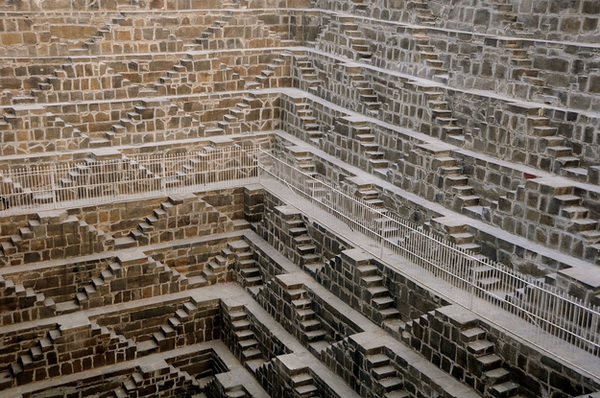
xmin=483 ymin=367 xmax=511 ymax=384
xmin=489 ymin=380 xmax=520 ymax=398
xmin=467 ymin=339 xmax=495 ymax=356
xmin=475 ymin=354 xmax=503 ymax=373
xmin=305 ymin=329 xmax=326 ymax=341
xmin=379 ymin=376 xmax=403 ymax=392
xmin=372 ymin=364 xmax=396 ymax=380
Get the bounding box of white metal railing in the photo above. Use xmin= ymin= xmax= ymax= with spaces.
xmin=0 ymin=146 xmax=259 ymax=213
xmin=258 ymin=150 xmax=600 ymax=357
xmin=1 ymin=146 xmax=599 ymax=358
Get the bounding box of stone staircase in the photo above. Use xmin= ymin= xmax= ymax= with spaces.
xmin=115 ymin=193 xmax=234 ymax=248
xmin=0 ymin=107 xmax=88 ymax=154
xmin=275 ymin=204 xmax=325 ymax=274
xmin=52 ymin=261 xmax=121 ymax=314
xmin=57 ymin=152 xmax=157 ymax=195
xmin=113 ymin=371 xmax=144 ymax=398
xmin=289 ymin=367 xmax=320 ymax=397
xmin=278 ymin=276 xmax=330 ymax=354
xmin=412 ymin=28 xmax=449 ymax=83
xmin=419 ymin=88 xmax=466 ymax=145
xmin=405 ymin=306 xmax=526 ymax=398
xmin=290 ymin=97 xmax=324 ymax=143
xmin=229 ymin=240 xmax=263 ymax=295
xmin=356 ymin=263 xmax=402 ymax=325
xmin=136 ymin=300 xmax=198 ymax=356
xmin=0 ymin=172 xmax=33 ymax=209
xmin=492 ymin=0 xmax=525 ymax=33
xmin=68 ymin=14 xmax=121 ymax=55
xmin=294 ymin=54 xmax=320 ymax=94
xmin=407 ymin=0 xmax=436 ymax=26
xmin=365 ymin=351 xmax=408 ymax=397
xmin=29 ymin=61 xmax=133 ymax=103
xmin=9 ymin=322 xmax=135 ymax=387
xmin=349 ymin=119 xmax=391 ymax=177
xmin=194 ymin=12 xmax=235 ymax=49
xmin=226 ymin=306 xmax=266 ymax=373
xmin=430 ymin=216 xmax=482 ymax=255
xmin=113 ymin=364 xmax=200 ymax=397
xmin=201 ymin=250 xmax=233 ymax=285
xmin=506 ymin=40 xmax=544 ymax=88
xmin=322 ymin=340 xmax=407 ymax=397
xmin=174 ymin=245 xmax=236 ymax=289
xmin=525 ymin=113 xmax=580 ymax=175
xmin=245 ymin=56 xmax=286 ymax=90
xmin=497 ymin=178 xmax=600 ymax=263
xmin=342 ymin=18 xmax=372 ymax=61
xmin=0 ymin=210 xmax=114 ymax=266
xmin=345 ymin=63 xmax=382 ymax=114
xmin=208 ymin=93 xmax=259 ymax=136
xmin=416 ymin=143 xmax=483 ymax=215
xmin=96 ymin=99 xmax=201 ymax=146
xmin=0 ymin=274 xmax=53 ymax=324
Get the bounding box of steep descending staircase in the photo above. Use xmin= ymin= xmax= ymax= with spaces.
xmin=356 ymin=263 xmax=402 ymax=325
xmin=30 ymin=61 xmax=133 ymax=103
xmin=96 ymin=99 xmax=201 ymax=147
xmin=289 ymin=97 xmax=325 ymax=143
xmin=415 ymin=143 xmax=483 ymax=215
xmin=419 ymin=88 xmax=466 ymax=145
xmin=229 ymin=240 xmax=263 ymax=295
xmin=68 ymin=15 xmax=120 ymax=55
xmin=0 ymin=211 xmax=114 ymax=265
xmin=346 ymin=118 xmax=391 ymax=177
xmin=245 ymin=56 xmax=286 ymax=90
xmin=294 ymin=54 xmax=320 ymax=94
xmin=0 ymin=275 xmax=53 ymax=324
xmin=289 ymin=367 xmax=320 ymax=397
xmin=116 ymin=193 xmax=233 ymax=248
xmin=407 ymin=0 xmax=437 ymax=26
xmin=136 ymin=301 xmax=198 ymax=356
xmin=498 ymin=179 xmax=600 ymax=263
xmin=194 ymin=12 xmax=235 ymax=49
xmin=277 ymin=276 xmax=330 ymax=354
xmin=430 ymin=216 xmax=482 ymax=255
xmin=226 ymin=306 xmax=266 ymax=373
xmin=203 ymin=93 xmax=259 ymax=137
xmin=525 ymin=113 xmax=580 ymax=175
xmin=492 ymin=0 xmax=525 ymax=33
xmin=340 ymin=18 xmax=372 ymax=61
xmin=413 ymin=28 xmax=449 ymax=83
xmin=273 ymin=202 xmax=326 ymax=274
xmin=345 ymin=63 xmax=382 ymax=114
xmin=365 ymin=351 xmax=408 ymax=397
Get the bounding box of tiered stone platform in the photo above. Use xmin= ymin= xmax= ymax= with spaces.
xmin=0 ymin=0 xmax=599 ymax=396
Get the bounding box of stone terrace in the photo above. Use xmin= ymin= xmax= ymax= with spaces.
xmin=0 ymin=0 xmax=599 ymax=396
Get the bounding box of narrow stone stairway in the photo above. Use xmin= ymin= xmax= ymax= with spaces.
xmin=339 ymin=17 xmax=372 ymax=61
xmin=413 ymin=28 xmax=449 ymax=83
xmin=421 ymin=89 xmax=465 ymax=144
xmin=136 ymin=301 xmax=198 ymax=356
xmin=357 ymin=263 xmax=402 ymax=324
xmin=345 ymin=63 xmax=382 ymax=114
xmin=291 ymin=97 xmax=324 ymax=143
xmin=365 ymin=350 xmax=408 ymax=397
xmin=407 ymin=0 xmax=436 ymax=26
xmin=228 ymin=307 xmax=266 ymax=372
xmin=294 ymin=55 xmax=321 ymax=94
xmin=282 ymin=279 xmax=329 ymax=354
xmin=430 ymin=216 xmax=482 ymax=254
xmin=229 ymin=240 xmax=263 ymax=295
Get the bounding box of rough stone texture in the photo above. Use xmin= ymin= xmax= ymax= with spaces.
xmin=0 ymin=0 xmax=599 ymax=396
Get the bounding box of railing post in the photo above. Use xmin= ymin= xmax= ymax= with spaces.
xmin=50 ymin=163 xmax=57 ymax=210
